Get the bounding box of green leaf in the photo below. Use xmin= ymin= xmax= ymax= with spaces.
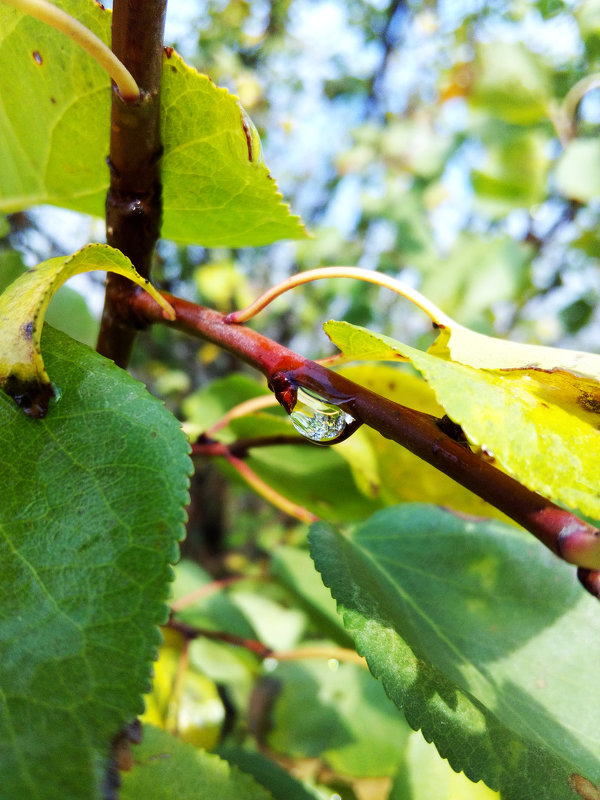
xmin=470 ymin=42 xmax=551 ymax=125
xmin=0 ymin=0 xmax=306 ymax=247
xmin=170 ymin=560 xmax=257 ymax=639
xmin=418 ymin=235 xmax=532 ymax=328
xmin=271 ymin=545 xmax=350 ymax=643
xmin=471 ymin=131 xmax=550 ymax=217
xmin=242 ymin=442 xmax=384 ymax=523
xmin=266 ymin=659 xmax=411 ymax=778
xmin=576 ymin=0 xmax=600 ymax=39
xmin=309 ymin=505 xmax=600 ymax=799
xmin=555 ymin=139 xmax=600 ymax=203
xmin=325 ymin=321 xmax=600 ymax=520
xmin=0 ymin=326 xmax=191 ymax=799
xmin=45 ymin=284 xmax=98 ymax=347
xmin=218 ymin=746 xmax=317 ymax=800
xmin=121 ymin=725 xmax=274 ymax=800
xmin=0 ymin=243 xmax=173 ymax=414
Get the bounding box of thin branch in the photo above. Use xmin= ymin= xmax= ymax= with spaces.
xmin=167 ymin=617 xmax=366 ymax=666
xmin=170 ymin=576 xmax=244 ymax=613
xmin=191 ymin=439 xmax=318 ymax=524
xmin=167 ymin=617 xmax=273 ymax=659
xmin=228 ymin=435 xmax=315 ymax=457
xmin=126 ymin=289 xmax=600 ymax=581
xmin=272 ymin=646 xmax=367 ymax=668
xmin=4 ymin=0 xmax=139 ymax=100
xmin=96 ymin=0 xmax=167 ymax=367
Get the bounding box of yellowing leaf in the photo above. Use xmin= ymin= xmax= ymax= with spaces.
xmin=325 ymin=321 xmax=600 ymax=520
xmin=430 ymin=323 xmax=600 ymax=380
xmin=0 ymin=244 xmax=173 ymax=415
xmin=141 ymin=641 xmax=224 ymax=750
xmin=338 ymin=365 xmax=509 ymax=520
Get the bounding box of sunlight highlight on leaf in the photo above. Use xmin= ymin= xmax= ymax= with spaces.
xmin=0 ymin=0 xmax=307 ymax=246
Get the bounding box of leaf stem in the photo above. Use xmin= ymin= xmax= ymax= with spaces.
xmin=563 ymin=73 xmax=600 ymax=127
xmin=225 ymin=267 xmax=454 ymax=328
xmin=192 ymin=440 xmax=318 ymax=524
xmin=167 ymin=618 xmax=273 ymax=659
xmin=272 ymin=646 xmax=367 ymax=667
xmin=4 ymin=0 xmax=139 ymax=100
xmin=167 ymin=618 xmax=366 ymax=666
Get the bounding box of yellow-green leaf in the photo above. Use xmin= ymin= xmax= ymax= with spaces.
xmin=0 ymin=243 xmax=173 ymax=413
xmin=429 ymin=323 xmax=600 ymax=379
xmin=338 ymin=365 xmax=509 ymax=520
xmin=325 ymin=320 xmax=600 ymax=520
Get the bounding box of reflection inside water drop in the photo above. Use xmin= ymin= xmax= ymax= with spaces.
xmin=289 ymin=387 xmax=355 ymax=443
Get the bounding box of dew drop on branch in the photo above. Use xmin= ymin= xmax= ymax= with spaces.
xmin=289 ymin=387 xmax=355 ymax=443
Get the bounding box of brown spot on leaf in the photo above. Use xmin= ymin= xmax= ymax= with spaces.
xmin=32 ymin=51 xmax=43 ymax=65
xmin=569 ymin=773 xmax=600 ymax=800
xmin=163 ymin=45 xmax=174 ymax=58
xmin=21 ymin=321 xmax=33 ymax=340
xmin=240 ymin=112 xmax=254 ymax=161
xmin=50 ymin=96 xmax=56 ymax=104
xmin=2 ymin=376 xmax=54 ymax=418
xmin=578 ymin=390 xmax=600 ymax=415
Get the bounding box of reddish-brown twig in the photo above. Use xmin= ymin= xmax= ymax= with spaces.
xmin=126 ymin=290 xmax=600 ymax=589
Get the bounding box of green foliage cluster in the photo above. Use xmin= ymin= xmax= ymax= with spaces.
xmin=1 ymin=0 xmax=600 ymax=799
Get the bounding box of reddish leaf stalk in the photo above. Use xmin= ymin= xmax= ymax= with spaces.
xmin=168 ymin=617 xmax=273 ymax=659
xmin=127 ymin=290 xmax=600 ymax=581
xmin=96 ymin=0 xmax=167 ymax=367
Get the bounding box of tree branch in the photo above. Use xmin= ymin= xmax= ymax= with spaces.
xmin=96 ymin=0 xmax=167 ymax=367
xmin=126 ymin=289 xmax=600 ymax=586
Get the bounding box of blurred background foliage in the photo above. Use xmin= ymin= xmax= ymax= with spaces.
xmin=2 ymin=0 xmax=600 ymax=796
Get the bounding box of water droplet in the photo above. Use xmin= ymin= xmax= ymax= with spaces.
xmin=50 ymin=382 xmax=63 ymax=404
xmin=263 ymin=657 xmax=279 ymax=673
xmin=289 ymin=387 xmax=354 ymax=443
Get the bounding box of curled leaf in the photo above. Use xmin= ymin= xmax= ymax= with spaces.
xmin=0 ymin=243 xmax=174 ymax=416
